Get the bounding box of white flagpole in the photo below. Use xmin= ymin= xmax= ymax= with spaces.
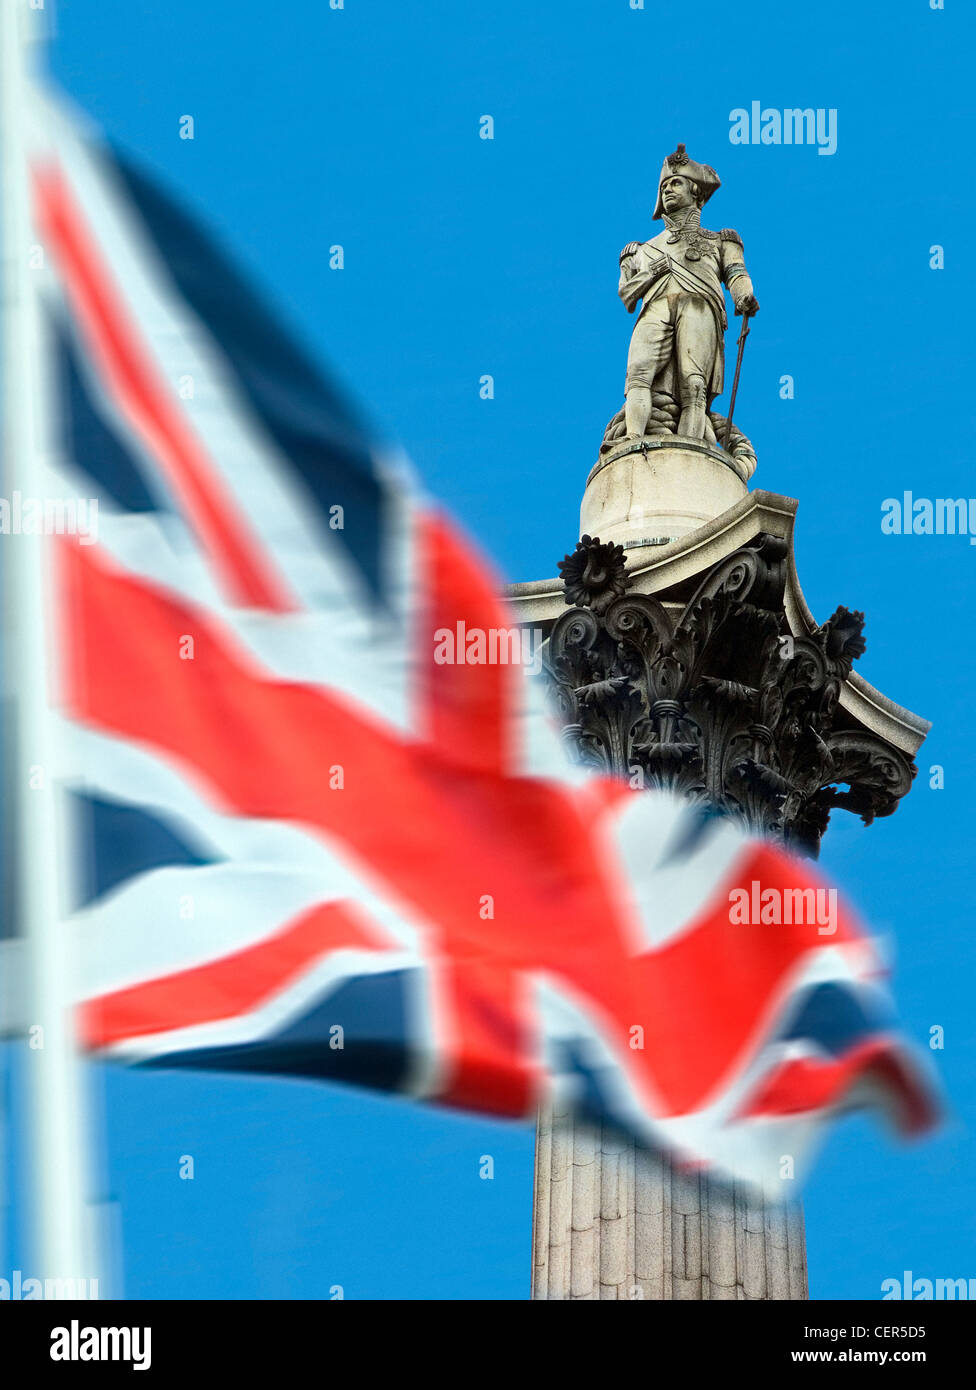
xmin=0 ymin=0 xmax=98 ymax=1290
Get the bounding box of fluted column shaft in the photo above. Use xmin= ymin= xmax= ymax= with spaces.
xmin=531 ymin=1105 xmax=807 ymax=1300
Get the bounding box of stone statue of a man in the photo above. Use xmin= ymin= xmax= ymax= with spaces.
xmin=619 ymin=144 xmax=759 ymax=444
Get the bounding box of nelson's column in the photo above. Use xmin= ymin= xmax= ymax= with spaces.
xmin=506 ymin=144 xmax=929 ymax=1300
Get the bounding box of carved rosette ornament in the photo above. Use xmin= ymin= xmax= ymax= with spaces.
xmin=546 ymin=533 xmax=915 ymax=857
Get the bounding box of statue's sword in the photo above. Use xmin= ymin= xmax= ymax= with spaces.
xmin=722 ymin=311 xmax=752 ymax=450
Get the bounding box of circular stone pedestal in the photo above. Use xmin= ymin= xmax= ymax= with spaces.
xmin=580 ymin=437 xmax=750 ymax=552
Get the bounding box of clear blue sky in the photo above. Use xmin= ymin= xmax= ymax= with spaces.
xmin=4 ymin=0 xmax=974 ymax=1299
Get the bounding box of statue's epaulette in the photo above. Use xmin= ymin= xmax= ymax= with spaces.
xmin=719 ymin=227 xmax=743 ymax=246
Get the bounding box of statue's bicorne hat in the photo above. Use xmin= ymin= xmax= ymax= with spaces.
xmin=652 ymin=143 xmax=721 ymax=219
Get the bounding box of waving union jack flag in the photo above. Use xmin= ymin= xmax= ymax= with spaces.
xmin=9 ymin=87 xmax=935 ymax=1198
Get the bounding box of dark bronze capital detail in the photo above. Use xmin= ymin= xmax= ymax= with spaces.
xmin=557 ymin=534 xmax=630 ymax=615
xmin=546 ymin=534 xmax=915 ymax=857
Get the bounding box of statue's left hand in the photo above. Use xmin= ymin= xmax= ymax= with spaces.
xmin=735 ymin=293 xmax=760 ymax=316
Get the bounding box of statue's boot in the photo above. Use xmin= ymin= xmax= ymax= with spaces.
xmin=677 ymin=374 xmax=707 ymax=439
xmin=624 ymin=386 xmax=653 ymax=439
